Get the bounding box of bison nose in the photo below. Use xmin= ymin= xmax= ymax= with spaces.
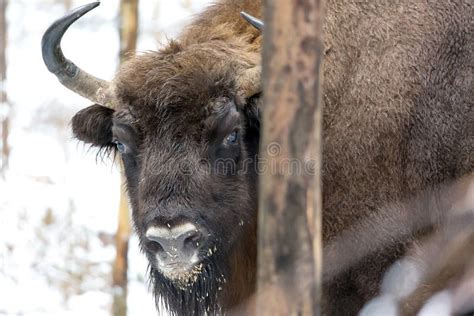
xmin=145 ymin=223 xmax=205 ymax=263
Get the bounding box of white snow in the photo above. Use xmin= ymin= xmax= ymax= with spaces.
xmin=358 ymin=294 xmax=398 ymax=316
xmin=418 ymin=291 xmax=453 ymax=316
xmin=380 ymin=257 xmax=425 ymax=300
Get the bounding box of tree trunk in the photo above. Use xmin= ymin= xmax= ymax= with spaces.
xmin=257 ymin=0 xmax=324 ymax=315
xmin=112 ymin=180 xmax=132 ymax=316
xmin=63 ymin=0 xmax=72 ymax=11
xmin=119 ymin=0 xmax=139 ymax=65
xmin=0 ymin=0 xmax=9 ymax=176
xmin=112 ymin=1 xmax=139 ymax=316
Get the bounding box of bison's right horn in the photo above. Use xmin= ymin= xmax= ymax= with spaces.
xmin=41 ymin=2 xmax=117 ymax=108
xmin=240 ymin=12 xmax=263 ymax=31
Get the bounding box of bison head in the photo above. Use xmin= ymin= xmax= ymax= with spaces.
xmin=42 ymin=2 xmax=263 ymax=314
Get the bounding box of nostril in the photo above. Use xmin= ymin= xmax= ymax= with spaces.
xmin=146 ymin=223 xmax=207 ymax=257
xmin=146 ymin=240 xmax=164 ymax=253
xmin=183 ymin=232 xmax=202 ymax=249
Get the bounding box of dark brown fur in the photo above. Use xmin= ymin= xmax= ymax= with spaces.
xmin=70 ymin=0 xmax=473 ymax=314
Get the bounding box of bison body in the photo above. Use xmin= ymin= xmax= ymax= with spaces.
xmin=42 ymin=0 xmax=473 ymax=314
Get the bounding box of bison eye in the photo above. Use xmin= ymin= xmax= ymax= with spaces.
xmin=113 ymin=140 xmax=127 ymax=154
xmin=224 ymin=130 xmax=239 ymax=145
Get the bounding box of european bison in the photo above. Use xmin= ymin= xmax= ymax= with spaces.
xmin=42 ymin=0 xmax=473 ymax=315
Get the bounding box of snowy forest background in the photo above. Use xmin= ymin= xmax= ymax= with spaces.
xmin=0 ymin=0 xmax=211 ymax=315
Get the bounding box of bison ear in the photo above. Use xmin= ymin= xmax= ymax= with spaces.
xmin=71 ymin=104 xmax=115 ymax=147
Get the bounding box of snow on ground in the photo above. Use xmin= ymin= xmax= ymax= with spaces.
xmin=0 ymin=0 xmax=210 ymax=315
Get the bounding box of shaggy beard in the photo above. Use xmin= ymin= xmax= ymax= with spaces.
xmin=150 ymin=254 xmax=229 ymax=316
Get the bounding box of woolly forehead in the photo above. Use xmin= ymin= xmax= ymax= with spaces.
xmin=114 ymin=41 xmax=256 ymax=109
xmin=113 ymin=55 xmax=251 ymax=137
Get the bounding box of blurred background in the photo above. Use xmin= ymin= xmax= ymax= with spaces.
xmin=0 ymin=0 xmax=211 ymax=315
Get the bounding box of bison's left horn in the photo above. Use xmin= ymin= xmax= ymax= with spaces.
xmin=41 ymin=2 xmax=117 ymax=108
xmin=240 ymin=12 xmax=263 ymax=31
xmin=237 ymin=66 xmax=261 ymax=98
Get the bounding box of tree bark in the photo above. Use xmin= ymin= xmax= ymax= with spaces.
xmin=112 ymin=1 xmax=139 ymax=316
xmin=0 ymin=0 xmax=9 ymax=176
xmin=119 ymin=0 xmax=139 ymax=64
xmin=112 ymin=180 xmax=132 ymax=316
xmin=257 ymin=0 xmax=324 ymax=315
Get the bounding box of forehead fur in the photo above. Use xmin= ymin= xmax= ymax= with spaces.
xmin=114 ymin=40 xmax=257 ymax=129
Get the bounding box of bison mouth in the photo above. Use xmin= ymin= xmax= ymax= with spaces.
xmin=151 ymin=254 xmax=226 ymax=315
xmin=154 ymin=245 xmax=221 ymax=289
xmin=159 ymin=261 xmax=204 ymax=288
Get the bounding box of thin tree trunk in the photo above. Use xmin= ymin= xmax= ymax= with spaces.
xmin=0 ymin=0 xmax=9 ymax=176
xmin=63 ymin=0 xmax=72 ymax=11
xmin=112 ymin=1 xmax=139 ymax=316
xmin=257 ymin=0 xmax=324 ymax=315
xmin=119 ymin=0 xmax=139 ymax=65
xmin=112 ymin=179 xmax=132 ymax=316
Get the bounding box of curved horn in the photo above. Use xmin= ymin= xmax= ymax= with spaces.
xmin=41 ymin=2 xmax=117 ymax=107
xmin=240 ymin=12 xmax=263 ymax=31
xmin=237 ymin=66 xmax=261 ymax=98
